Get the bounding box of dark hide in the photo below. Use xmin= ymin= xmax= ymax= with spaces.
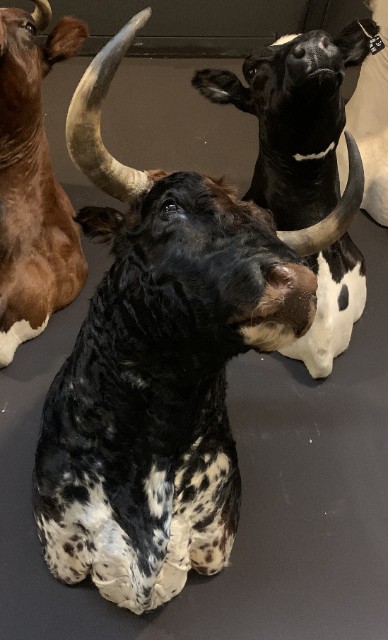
xmin=33 ymin=172 xmax=318 ymax=614
xmin=192 ymin=19 xmax=377 ymax=265
xmin=192 ymin=19 xmax=376 ymax=378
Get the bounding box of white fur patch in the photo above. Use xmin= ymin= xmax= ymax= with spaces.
xmin=0 ymin=315 xmax=49 ymax=368
xmin=279 ymin=253 xmax=366 ymax=378
xmin=271 ymin=33 xmax=300 ymax=46
xmin=144 ymin=466 xmax=168 ymax=519
xmin=209 ymin=87 xmax=230 ymax=99
xmin=294 ymin=142 xmax=335 ymax=162
xmin=240 ymin=320 xmax=296 ymax=352
xmin=37 ymin=447 xmax=237 ymax=615
xmin=36 ymin=479 xmax=169 ymax=615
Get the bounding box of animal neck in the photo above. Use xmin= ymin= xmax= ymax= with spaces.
xmin=249 ymin=97 xmax=343 ymax=230
xmin=64 ymin=288 xmax=230 ymax=459
xmin=60 ymin=261 xmax=238 ymax=457
xmin=0 ymin=56 xmax=45 ymax=167
xmin=0 ymin=101 xmax=45 ymax=172
xmin=0 ymin=122 xmax=60 ymax=261
xmin=251 ymin=139 xmax=340 ymax=230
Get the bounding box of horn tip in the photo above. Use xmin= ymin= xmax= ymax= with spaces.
xmin=132 ymin=7 xmax=152 ymax=29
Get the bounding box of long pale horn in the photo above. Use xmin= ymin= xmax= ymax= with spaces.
xmin=31 ymin=0 xmax=52 ymax=31
xmin=277 ymin=131 xmax=364 ymax=257
xmin=66 ymin=8 xmax=152 ymax=203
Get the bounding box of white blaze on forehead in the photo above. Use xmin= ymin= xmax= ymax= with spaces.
xmin=271 ymin=33 xmax=300 ymax=46
xmin=294 ymin=142 xmax=336 ymax=162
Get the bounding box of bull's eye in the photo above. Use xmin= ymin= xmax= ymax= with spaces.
xmin=247 ymin=66 xmax=257 ymax=79
xmin=161 ymin=199 xmax=178 ymax=213
xmin=23 ymin=22 xmax=37 ymax=36
xmin=160 ymin=199 xmax=187 ymax=221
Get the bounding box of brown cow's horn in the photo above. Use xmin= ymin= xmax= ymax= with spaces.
xmin=277 ymin=131 xmax=364 ymax=257
xmin=31 ymin=0 xmax=52 ymax=31
xmin=66 ymin=8 xmax=152 ymax=203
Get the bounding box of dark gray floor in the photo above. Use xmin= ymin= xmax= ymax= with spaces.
xmin=1 ymin=57 xmax=388 ymax=640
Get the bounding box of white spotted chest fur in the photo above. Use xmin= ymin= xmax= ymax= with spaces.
xmin=35 ymin=441 xmax=238 ymax=615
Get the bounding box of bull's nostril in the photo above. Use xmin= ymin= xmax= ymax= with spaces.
xmin=319 ymin=36 xmax=330 ymax=49
xmin=293 ymin=44 xmax=305 ymax=59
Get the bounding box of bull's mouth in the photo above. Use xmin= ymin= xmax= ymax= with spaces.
xmin=236 ymin=298 xmax=317 ymax=352
xmin=239 ymin=319 xmax=305 ymax=352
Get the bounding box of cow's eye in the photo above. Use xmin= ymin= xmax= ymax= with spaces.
xmin=160 ymin=199 xmax=187 ymax=221
xmin=23 ymin=22 xmax=37 ymax=36
xmin=247 ymin=66 xmax=257 ymax=79
xmin=161 ymin=199 xmax=179 ymax=213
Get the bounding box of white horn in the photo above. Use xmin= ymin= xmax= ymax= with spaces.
xmin=66 ymin=8 xmax=152 ymax=203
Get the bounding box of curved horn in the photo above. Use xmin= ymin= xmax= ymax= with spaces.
xmin=277 ymin=131 xmax=364 ymax=257
xmin=66 ymin=8 xmax=152 ymax=203
xmin=31 ymin=0 xmax=52 ymax=31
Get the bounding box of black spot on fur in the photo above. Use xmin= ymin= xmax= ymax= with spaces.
xmin=63 ymin=543 xmax=74 ymax=556
xmin=199 ymin=476 xmax=210 ymax=492
xmin=62 ymin=484 xmax=89 ymax=503
xmin=194 ymin=513 xmax=216 ymax=532
xmin=75 ymin=522 xmax=90 ymax=535
xmin=182 ymin=485 xmax=196 ymax=503
xmin=338 ymin=284 xmax=349 ymax=311
xmin=205 ymin=550 xmax=214 ymax=563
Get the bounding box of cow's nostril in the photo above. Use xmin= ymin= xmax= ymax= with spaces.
xmin=319 ymin=36 xmax=330 ymax=49
xmin=293 ymin=44 xmax=305 ymax=59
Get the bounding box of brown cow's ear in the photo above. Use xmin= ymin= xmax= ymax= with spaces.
xmin=42 ymin=17 xmax=88 ymax=73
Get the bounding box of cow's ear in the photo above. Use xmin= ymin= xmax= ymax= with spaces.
xmin=42 ymin=17 xmax=88 ymax=73
xmin=76 ymin=207 xmax=126 ymax=244
xmin=147 ymin=169 xmax=171 ymax=183
xmin=334 ymin=18 xmax=379 ymax=67
xmin=192 ymin=69 xmax=255 ymax=115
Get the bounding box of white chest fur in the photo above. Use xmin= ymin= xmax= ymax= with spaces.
xmin=279 ymin=253 xmax=366 ymax=378
xmin=36 ymin=443 xmax=238 ymax=615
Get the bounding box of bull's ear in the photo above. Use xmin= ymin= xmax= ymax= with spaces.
xmin=147 ymin=169 xmax=171 ymax=183
xmin=192 ymin=69 xmax=255 ymax=115
xmin=333 ymin=18 xmax=379 ymax=67
xmin=76 ymin=207 xmax=125 ymax=244
xmin=42 ymin=17 xmax=88 ymax=72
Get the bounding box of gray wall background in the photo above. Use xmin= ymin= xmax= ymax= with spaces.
xmin=4 ymin=0 xmax=371 ymax=56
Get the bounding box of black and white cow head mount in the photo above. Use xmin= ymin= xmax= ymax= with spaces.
xmin=192 ymin=19 xmax=379 ymax=156
xmin=77 ymin=171 xmax=319 ymax=375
